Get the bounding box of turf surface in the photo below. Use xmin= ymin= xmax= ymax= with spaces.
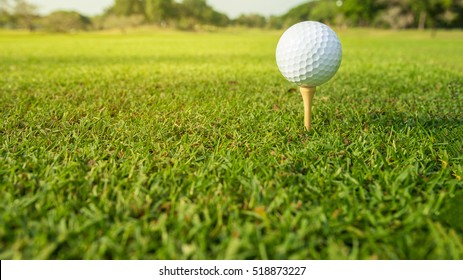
xmin=1 ymin=28 xmax=463 ymax=259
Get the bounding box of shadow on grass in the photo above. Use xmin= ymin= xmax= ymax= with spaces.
xmin=368 ymin=110 xmax=463 ymax=158
xmin=368 ymin=110 xmax=463 ymax=129
xmin=436 ymin=192 xmax=463 ymax=232
xmin=419 ymin=117 xmax=463 ymax=129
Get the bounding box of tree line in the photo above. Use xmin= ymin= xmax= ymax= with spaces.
xmin=1 ymin=0 xmax=462 ymax=32
xmin=286 ymin=0 xmax=463 ymax=30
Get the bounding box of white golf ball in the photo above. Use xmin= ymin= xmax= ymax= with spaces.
xmin=276 ymin=21 xmax=342 ymax=87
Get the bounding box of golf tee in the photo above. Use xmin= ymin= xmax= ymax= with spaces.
xmin=300 ymin=86 xmax=316 ymax=131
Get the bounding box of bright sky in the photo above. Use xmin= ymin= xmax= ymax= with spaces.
xmin=27 ymin=0 xmax=311 ymax=18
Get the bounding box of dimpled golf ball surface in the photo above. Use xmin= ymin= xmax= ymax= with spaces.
xmin=276 ymin=21 xmax=342 ymax=87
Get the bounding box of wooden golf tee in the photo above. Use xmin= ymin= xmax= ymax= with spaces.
xmin=300 ymin=86 xmax=316 ymax=131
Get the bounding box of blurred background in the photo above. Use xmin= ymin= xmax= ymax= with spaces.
xmin=1 ymin=0 xmax=462 ymax=33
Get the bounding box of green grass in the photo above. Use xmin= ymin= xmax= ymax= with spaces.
xmin=1 ymin=28 xmax=463 ymax=260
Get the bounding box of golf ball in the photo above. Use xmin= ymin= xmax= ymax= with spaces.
xmin=276 ymin=21 xmax=342 ymax=87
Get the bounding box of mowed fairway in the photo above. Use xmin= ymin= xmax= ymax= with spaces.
xmin=1 ymin=28 xmax=463 ymax=259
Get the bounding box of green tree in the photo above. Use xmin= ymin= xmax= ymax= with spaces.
xmin=145 ymin=0 xmax=174 ymax=23
xmin=341 ymin=0 xmax=380 ymax=26
xmin=267 ymin=15 xmax=283 ymax=29
xmin=408 ymin=0 xmax=433 ymax=29
xmin=451 ymin=0 xmax=463 ymax=28
xmin=0 ymin=0 xmax=12 ymax=27
xmin=179 ymin=0 xmax=228 ymax=26
xmin=409 ymin=0 xmax=457 ymax=29
xmin=42 ymin=10 xmax=91 ymax=32
xmin=375 ymin=0 xmax=463 ymax=29
xmin=234 ymin=13 xmax=266 ymax=28
xmin=375 ymin=0 xmax=414 ymax=29
xmin=280 ymin=1 xmax=316 ymax=27
xmin=310 ymin=1 xmax=341 ymax=24
xmin=113 ymin=0 xmax=144 ymax=16
xmin=181 ymin=0 xmax=207 ymax=19
xmin=104 ymin=0 xmax=230 ymax=29
xmin=279 ymin=0 xmax=345 ymax=28
xmin=102 ymin=14 xmax=144 ymax=31
xmin=14 ymin=0 xmax=38 ymax=31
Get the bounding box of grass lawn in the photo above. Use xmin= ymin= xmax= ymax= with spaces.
xmin=1 ymin=28 xmax=462 ymax=259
